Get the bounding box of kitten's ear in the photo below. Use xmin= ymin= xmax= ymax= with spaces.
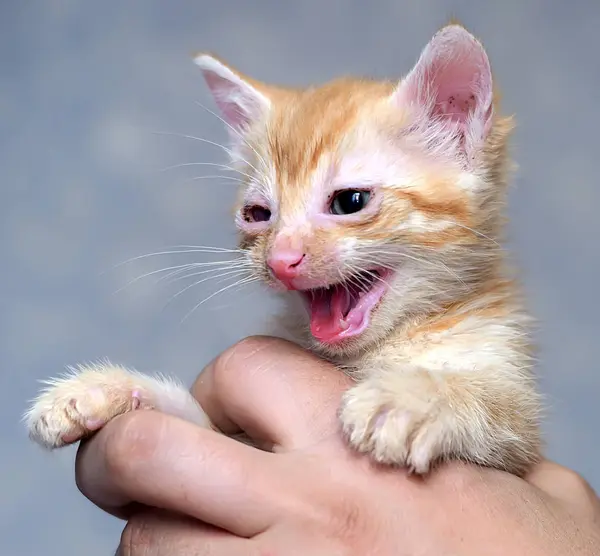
xmin=394 ymin=24 xmax=493 ymax=158
xmin=193 ymin=53 xmax=270 ymax=139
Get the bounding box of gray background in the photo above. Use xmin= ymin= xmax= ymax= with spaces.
xmin=2 ymin=1 xmax=599 ymax=554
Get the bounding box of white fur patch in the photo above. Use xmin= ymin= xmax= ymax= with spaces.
xmin=397 ymin=211 xmax=455 ymax=232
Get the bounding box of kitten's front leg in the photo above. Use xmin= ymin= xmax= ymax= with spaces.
xmin=339 ymin=365 xmax=541 ymax=475
xmin=26 ymin=363 xmax=210 ymax=449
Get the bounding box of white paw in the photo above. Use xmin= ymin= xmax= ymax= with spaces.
xmin=25 ymin=363 xmax=153 ymax=449
xmin=339 ymin=377 xmax=454 ymax=474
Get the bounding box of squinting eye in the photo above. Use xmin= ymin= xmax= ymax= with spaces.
xmin=242 ymin=205 xmax=271 ymax=223
xmin=330 ymin=190 xmax=371 ymax=216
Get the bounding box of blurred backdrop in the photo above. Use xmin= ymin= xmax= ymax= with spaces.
xmin=2 ymin=1 xmax=599 ymax=554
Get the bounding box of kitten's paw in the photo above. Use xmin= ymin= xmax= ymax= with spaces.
xmin=25 ymin=363 xmax=153 ymax=449
xmin=339 ymin=376 xmax=453 ymax=474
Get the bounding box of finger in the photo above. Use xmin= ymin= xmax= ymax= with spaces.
xmin=192 ymin=336 xmax=353 ymax=450
xmin=76 ymin=410 xmax=290 ymax=537
xmin=526 ymin=460 xmax=600 ymax=516
xmin=119 ymin=510 xmax=254 ymax=556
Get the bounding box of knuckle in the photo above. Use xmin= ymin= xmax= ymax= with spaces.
xmin=211 ymin=335 xmax=281 ymax=389
xmin=235 ymin=334 xmax=280 ymax=352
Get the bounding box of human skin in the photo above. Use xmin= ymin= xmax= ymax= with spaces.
xmin=74 ymin=337 xmax=600 ymax=555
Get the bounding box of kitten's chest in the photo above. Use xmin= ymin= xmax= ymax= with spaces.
xmin=335 ymin=317 xmax=526 ymax=377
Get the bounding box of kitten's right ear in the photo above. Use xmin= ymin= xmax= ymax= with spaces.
xmin=193 ymin=54 xmax=271 ymax=139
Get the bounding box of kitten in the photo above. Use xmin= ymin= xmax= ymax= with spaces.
xmin=25 ymin=23 xmax=542 ymax=475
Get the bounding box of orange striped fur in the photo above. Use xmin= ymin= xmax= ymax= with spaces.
xmin=193 ymin=22 xmax=542 ymax=474
xmin=26 ymin=23 xmax=542 ymax=477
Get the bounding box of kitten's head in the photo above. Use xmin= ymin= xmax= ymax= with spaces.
xmin=195 ymin=24 xmax=513 ymax=358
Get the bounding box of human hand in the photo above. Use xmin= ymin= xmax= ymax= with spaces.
xmin=75 ymin=337 xmax=600 ymax=555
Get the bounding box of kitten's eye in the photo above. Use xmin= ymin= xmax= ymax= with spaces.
xmin=242 ymin=205 xmax=271 ymax=223
xmin=330 ymin=190 xmax=371 ymax=215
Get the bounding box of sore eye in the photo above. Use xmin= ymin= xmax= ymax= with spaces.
xmin=330 ymin=190 xmax=371 ymax=215
xmin=243 ymin=205 xmax=271 ymax=223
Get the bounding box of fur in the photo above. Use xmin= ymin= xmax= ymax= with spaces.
xmin=25 ymin=23 xmax=542 ymax=476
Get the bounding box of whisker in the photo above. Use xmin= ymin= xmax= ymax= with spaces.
xmin=354 ymin=253 xmax=471 ymax=291
xmin=352 ymin=271 xmax=378 ymax=291
xmin=166 ymin=245 xmax=245 ymax=254
xmin=159 ymin=161 xmax=254 ymax=182
xmin=169 ymin=245 xmax=243 ymax=252
xmin=370 ymin=273 xmax=399 ymax=294
xmin=436 ymin=220 xmax=500 ymax=247
xmin=114 ymin=263 xmax=196 ymax=294
xmin=188 ymin=174 xmax=248 ymax=185
xmin=339 ymin=261 xmax=368 ymax=289
xmin=115 ymin=257 xmax=252 ymax=294
xmin=162 ymin=264 xmax=253 ymax=286
xmin=151 ymin=131 xmax=236 ymax=157
xmin=112 ymin=248 xmax=244 ymax=269
xmin=166 ymin=269 xmax=253 ymax=308
xmin=355 ymin=250 xmax=468 ymax=289
xmin=151 ymin=130 xmax=263 ymax=177
xmin=350 ymin=257 xmax=398 ymax=273
xmin=206 ymin=286 xmax=260 ymax=313
xmin=180 ymin=275 xmax=258 ymax=324
xmin=343 ymin=262 xmax=405 ymax=299
xmin=155 ymin=264 xmax=200 ymax=285
xmin=164 ymin=259 xmax=250 ymax=268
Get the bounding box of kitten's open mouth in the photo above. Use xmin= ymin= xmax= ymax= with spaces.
xmin=300 ymin=269 xmax=390 ymax=344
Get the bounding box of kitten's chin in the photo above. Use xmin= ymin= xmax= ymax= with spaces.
xmin=298 ymin=269 xmax=391 ymax=346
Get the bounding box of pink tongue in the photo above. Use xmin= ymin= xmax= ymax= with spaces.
xmin=310 ymin=287 xmax=360 ymax=343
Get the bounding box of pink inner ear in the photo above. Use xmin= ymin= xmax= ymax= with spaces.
xmin=428 ymin=60 xmax=488 ymax=125
xmin=400 ymin=26 xmax=493 ymax=139
xmin=203 ymin=71 xmax=252 ymax=131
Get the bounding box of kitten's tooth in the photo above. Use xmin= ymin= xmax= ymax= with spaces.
xmin=339 ymin=319 xmax=349 ymax=330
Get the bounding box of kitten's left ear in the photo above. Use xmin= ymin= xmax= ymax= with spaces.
xmin=194 ymin=53 xmax=271 ymax=143
xmin=394 ymin=24 xmax=494 ymax=159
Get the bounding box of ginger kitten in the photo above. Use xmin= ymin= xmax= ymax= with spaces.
xmin=25 ymin=24 xmax=542 ymax=475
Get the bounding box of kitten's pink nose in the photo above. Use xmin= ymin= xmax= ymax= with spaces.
xmin=267 ymin=250 xmax=305 ymax=285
